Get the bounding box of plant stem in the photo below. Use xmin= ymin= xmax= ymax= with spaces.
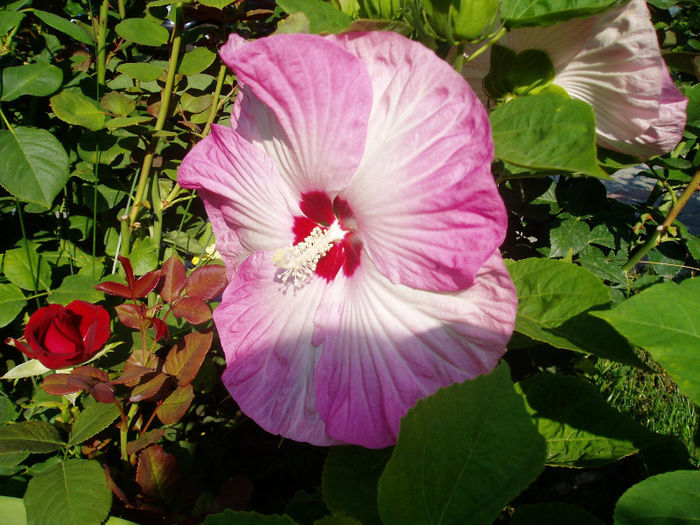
xmin=126 ymin=5 xmax=183 ymax=240
xmin=96 ymin=0 xmax=109 ymax=94
xmin=623 ymin=168 xmax=700 ymax=272
xmin=203 ymin=63 xmax=228 ymax=136
xmin=117 ymin=0 xmax=126 ymax=18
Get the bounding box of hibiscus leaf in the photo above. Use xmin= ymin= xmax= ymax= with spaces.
xmin=593 ymin=278 xmax=700 ymax=406
xmin=322 ymin=447 xmax=390 ymax=525
xmin=614 ymin=471 xmax=700 ymax=525
xmin=517 ymin=374 xmax=672 ymax=468
xmin=378 ymin=363 xmax=545 ymax=525
xmin=501 ymin=0 xmax=618 ymax=28
xmin=277 ymin=0 xmax=352 ymax=34
xmin=491 ymin=91 xmax=609 ymax=179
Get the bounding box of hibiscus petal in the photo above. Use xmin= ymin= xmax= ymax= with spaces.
xmin=216 ymin=252 xmax=344 ymax=446
xmin=313 ymin=252 xmax=517 ymax=448
xmin=178 ymin=125 xmax=299 ymax=274
xmin=596 ymin=66 xmax=688 ymax=157
xmin=219 ymin=33 xmax=373 ymax=193
xmin=330 ymin=31 xmax=506 ymax=292
xmin=553 ymin=0 xmax=665 ymax=145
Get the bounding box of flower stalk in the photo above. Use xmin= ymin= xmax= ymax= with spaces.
xmin=623 ymin=168 xmax=700 ymax=272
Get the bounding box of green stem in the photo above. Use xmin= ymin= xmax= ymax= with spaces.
xmin=16 ymin=200 xmax=41 ymax=308
xmin=203 ymin=63 xmax=228 ymax=137
xmin=117 ymin=0 xmax=126 ymax=18
xmin=126 ymin=5 xmax=183 ymax=238
xmin=623 ymin=168 xmax=700 ymax=272
xmin=96 ymin=0 xmax=109 ymax=94
xmin=464 ymin=26 xmax=506 ymax=64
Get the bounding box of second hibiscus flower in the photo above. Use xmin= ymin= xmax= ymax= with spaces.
xmin=179 ymin=31 xmax=517 ymax=448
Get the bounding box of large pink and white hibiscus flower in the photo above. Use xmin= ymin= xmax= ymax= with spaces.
xmin=464 ymin=0 xmax=688 ymax=159
xmin=179 ymin=31 xmax=517 ymax=448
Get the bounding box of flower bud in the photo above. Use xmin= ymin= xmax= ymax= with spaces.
xmin=423 ymin=0 xmax=499 ymax=43
xmin=357 ymin=0 xmax=404 ymax=20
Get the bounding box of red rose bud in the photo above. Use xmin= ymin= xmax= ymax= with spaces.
xmin=23 ymin=301 xmax=111 ymax=369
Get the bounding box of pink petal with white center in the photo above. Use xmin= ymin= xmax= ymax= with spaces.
xmin=329 ymin=31 xmax=506 ymax=292
xmin=178 ymin=124 xmax=299 ymax=274
xmin=219 ymin=33 xmax=373 ymax=193
xmin=217 ymin=252 xmax=343 ymax=446
xmin=596 ymin=66 xmax=688 ymax=157
xmin=313 ymin=252 xmax=517 ymax=448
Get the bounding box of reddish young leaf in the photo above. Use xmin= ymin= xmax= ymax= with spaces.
xmin=171 ymin=297 xmax=211 ymax=324
xmin=118 ymin=256 xmax=136 ymax=288
xmin=185 ymin=264 xmax=227 ymax=300
xmin=41 ymin=374 xmax=84 ymax=396
xmin=132 ymin=269 xmax=161 ymax=298
xmin=90 ymin=382 xmax=116 ymax=403
xmin=95 ymin=280 xmax=133 ymax=299
xmin=128 ymin=347 xmax=162 ymax=371
xmin=163 ymin=329 xmax=213 ymax=386
xmin=112 ymin=364 xmax=155 ymax=386
xmin=136 ymin=444 xmax=182 ymax=503
xmin=104 ymin=465 xmax=130 ymax=506
xmin=72 ymin=365 xmax=110 ymax=382
xmin=159 ymin=255 xmax=186 ymax=303
xmin=126 ymin=429 xmax=166 ymax=456
xmin=116 ymin=303 xmax=146 ymax=330
xmin=151 ymin=317 xmax=169 ymax=342
xmin=157 ymin=384 xmax=194 ymax=425
xmin=129 ymin=373 xmax=169 ymax=402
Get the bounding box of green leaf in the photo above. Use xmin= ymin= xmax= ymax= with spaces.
xmin=196 ymin=0 xmax=236 ymax=7
xmin=68 ymin=403 xmax=120 ymax=446
xmin=491 ymin=92 xmax=608 ymax=178
xmin=32 ymin=10 xmax=93 ymax=44
xmin=377 ymin=363 xmax=545 ymax=525
xmin=115 ymin=18 xmax=170 ymax=46
xmin=129 ymin=236 xmax=159 ymax=274
xmin=501 ymin=0 xmax=617 ymax=28
xmin=1 ymin=360 xmax=51 ymax=380
xmin=3 ymin=242 xmax=52 ymax=291
xmin=0 ymin=394 xmax=18 ymax=424
xmin=201 ymin=510 xmax=299 ymax=524
xmin=1 ymin=63 xmax=62 ymax=102
xmin=0 ymin=496 xmax=27 ymax=525
xmin=48 ymin=273 xmax=104 ymax=305
xmin=100 ymin=92 xmax=136 ymax=117
xmin=24 ymin=459 xmax=111 ymax=525
xmin=550 ymin=217 xmax=591 ymax=258
xmin=512 ymin=503 xmax=605 ymax=525
xmin=277 ymin=0 xmax=352 ymax=33
xmin=0 ymin=127 xmax=69 ymax=208
xmin=116 ymin=62 xmax=166 ymax=82
xmin=593 ymin=279 xmax=700 ymax=405
xmin=614 ymin=470 xmax=700 ymax=525
xmin=0 ymin=421 xmax=65 ymax=454
xmin=517 ymin=374 xmax=666 ymax=467
xmin=178 ymin=46 xmax=216 ymax=75
xmin=0 ymin=11 xmax=24 ymax=37
xmin=0 ymin=283 xmax=26 ymax=327
xmin=684 ymin=84 xmax=700 ymax=128
xmin=50 ymin=91 xmax=105 ymax=131
xmin=106 ymin=115 xmax=153 ymax=130
xmin=322 ymin=447 xmax=390 ymax=525
xmin=314 ymin=516 xmax=362 ymax=525
xmin=505 ymin=258 xmax=606 ymax=344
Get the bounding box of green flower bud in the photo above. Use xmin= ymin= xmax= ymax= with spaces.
xmin=423 ymin=0 xmax=499 ymax=43
xmin=330 ymin=0 xmax=361 ymax=18
xmin=357 ymin=0 xmax=404 ymax=20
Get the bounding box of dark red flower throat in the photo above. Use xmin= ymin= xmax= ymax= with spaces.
xmin=292 ymin=191 xmax=362 ymax=280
